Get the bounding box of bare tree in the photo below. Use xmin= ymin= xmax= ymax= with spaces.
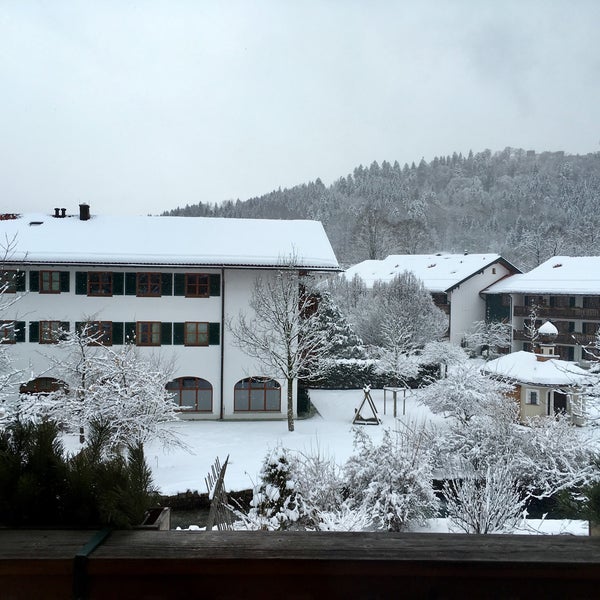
xmin=229 ymin=257 xmax=333 ymax=431
xmin=462 ymin=320 xmax=511 ymax=359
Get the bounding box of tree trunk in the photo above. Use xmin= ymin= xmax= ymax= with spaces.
xmin=287 ymin=378 xmax=294 ymax=432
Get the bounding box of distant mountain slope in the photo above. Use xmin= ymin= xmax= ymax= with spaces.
xmin=163 ymin=148 xmax=600 ymax=270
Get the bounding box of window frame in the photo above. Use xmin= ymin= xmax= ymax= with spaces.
xmin=0 ymin=320 xmax=15 ymax=344
xmin=88 ymin=272 xmax=113 ymax=296
xmin=166 ymin=377 xmax=213 ymax=412
xmin=39 ymin=320 xmax=64 ymax=344
xmin=234 ymin=377 xmax=281 ymax=412
xmin=137 ymin=272 xmax=162 ymax=297
xmin=0 ymin=270 xmax=17 ymax=293
xmin=40 ymin=270 xmax=61 ymax=294
xmin=19 ymin=377 xmax=67 ymax=395
xmin=82 ymin=321 xmax=113 ymax=346
xmin=185 ymin=274 xmax=210 ymax=298
xmin=136 ymin=321 xmax=161 ymax=346
xmin=184 ymin=321 xmax=209 ymax=346
xmin=526 ymin=389 xmax=540 ymax=405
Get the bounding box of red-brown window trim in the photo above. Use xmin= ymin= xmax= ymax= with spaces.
xmin=137 ymin=321 xmax=161 ymax=346
xmin=166 ymin=377 xmax=213 ymax=412
xmin=0 ymin=270 xmax=17 ymax=293
xmin=185 ymin=274 xmax=210 ymax=298
xmin=88 ymin=272 xmax=113 ymax=296
xmin=234 ymin=377 xmax=281 ymax=412
xmin=40 ymin=321 xmax=62 ymax=344
xmin=0 ymin=320 xmax=15 ymax=344
xmin=40 ymin=270 xmax=61 ymax=294
xmin=87 ymin=321 xmax=113 ymax=346
xmin=137 ymin=272 xmax=162 ymax=297
xmin=184 ymin=322 xmax=209 ymax=346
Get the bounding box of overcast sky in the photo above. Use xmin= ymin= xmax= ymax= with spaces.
xmin=2 ymin=1 xmax=599 ymax=216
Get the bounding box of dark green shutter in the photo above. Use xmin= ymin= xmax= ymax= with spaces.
xmin=113 ymin=272 xmax=124 ymax=295
xmin=29 ymin=322 xmax=39 ymax=343
xmin=29 ymin=271 xmax=39 ymax=292
xmin=75 ymin=321 xmax=84 ymax=335
xmin=15 ymin=271 xmax=26 ymax=292
xmin=76 ymin=272 xmax=87 ymax=295
xmin=209 ymin=322 xmax=220 ymax=345
xmin=15 ymin=321 xmax=26 ymax=343
xmin=125 ymin=322 xmax=136 ymax=344
xmin=209 ymin=274 xmax=221 ymax=297
xmin=173 ymin=323 xmax=185 ymax=345
xmin=60 ymin=322 xmax=70 ymax=340
xmin=161 ymin=273 xmax=173 ymax=296
xmin=161 ymin=322 xmax=172 ymax=345
xmin=174 ymin=273 xmax=185 ymax=296
xmin=125 ymin=272 xmax=137 ymax=295
xmin=58 ymin=271 xmax=69 ymax=292
xmin=112 ymin=322 xmax=124 ymax=345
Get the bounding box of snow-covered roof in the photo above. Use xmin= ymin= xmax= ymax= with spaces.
xmin=0 ymin=212 xmax=340 ymax=270
xmin=485 ymin=256 xmax=600 ymax=295
xmin=482 ymin=351 xmax=592 ymax=387
xmin=343 ymin=253 xmax=513 ymax=292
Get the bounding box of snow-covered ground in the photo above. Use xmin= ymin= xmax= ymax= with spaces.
xmin=146 ymin=388 xmax=441 ymax=495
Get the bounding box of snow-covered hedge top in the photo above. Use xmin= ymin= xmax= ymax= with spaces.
xmin=481 ymin=350 xmax=592 ymax=386
xmin=0 ymin=213 xmax=340 ymax=269
xmin=485 ymin=256 xmax=600 ymax=295
xmin=344 ymin=253 xmax=511 ymax=292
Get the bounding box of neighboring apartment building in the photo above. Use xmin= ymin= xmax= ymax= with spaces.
xmin=344 ymin=253 xmax=520 ymax=345
xmin=0 ymin=206 xmax=339 ymax=420
xmin=484 ymin=256 xmax=600 ymax=362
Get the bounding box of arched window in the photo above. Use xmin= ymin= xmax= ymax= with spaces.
xmin=234 ymin=377 xmax=281 ymax=412
xmin=166 ymin=377 xmax=213 ymax=412
xmin=19 ymin=377 xmax=67 ymax=395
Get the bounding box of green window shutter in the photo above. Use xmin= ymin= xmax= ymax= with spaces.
xmin=60 ymin=271 xmax=70 ymax=292
xmin=125 ymin=322 xmax=136 ymax=344
xmin=174 ymin=273 xmax=185 ymax=296
xmin=29 ymin=271 xmax=39 ymax=292
xmin=75 ymin=321 xmax=85 ymax=335
xmin=125 ymin=272 xmax=137 ymax=295
xmin=209 ymin=322 xmax=220 ymax=345
xmin=209 ymin=274 xmax=221 ymax=297
xmin=15 ymin=321 xmax=26 ymax=343
xmin=29 ymin=322 xmax=39 ymax=343
xmin=173 ymin=323 xmax=185 ymax=345
xmin=15 ymin=271 xmax=26 ymax=292
xmin=161 ymin=273 xmax=173 ymax=296
xmin=161 ymin=322 xmax=172 ymax=345
xmin=113 ymin=272 xmax=124 ymax=295
xmin=112 ymin=322 xmax=124 ymax=345
xmin=60 ymin=321 xmax=70 ymax=333
xmin=76 ymin=272 xmax=88 ymax=295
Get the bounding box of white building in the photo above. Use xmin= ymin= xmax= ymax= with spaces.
xmin=344 ymin=253 xmax=519 ymax=345
xmin=484 ymin=256 xmax=600 ymax=362
xmin=0 ymin=206 xmax=339 ymax=420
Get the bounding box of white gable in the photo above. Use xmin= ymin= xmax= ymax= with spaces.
xmin=486 ymin=256 xmax=600 ymax=295
xmin=0 ymin=213 xmax=339 ymax=269
xmin=344 ymin=253 xmax=505 ymax=292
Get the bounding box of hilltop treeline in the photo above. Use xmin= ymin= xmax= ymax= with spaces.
xmin=163 ymin=148 xmax=600 ymax=270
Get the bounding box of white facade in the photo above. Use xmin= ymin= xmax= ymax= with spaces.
xmin=1 ymin=209 xmax=339 ymax=420
xmin=344 ymin=253 xmax=519 ymax=344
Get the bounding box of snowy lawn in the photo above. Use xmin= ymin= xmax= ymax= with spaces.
xmin=146 ymin=387 xmax=443 ymax=495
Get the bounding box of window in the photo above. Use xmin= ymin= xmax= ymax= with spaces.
xmin=40 ymin=271 xmax=61 ymax=293
xmin=166 ymin=377 xmax=213 ymax=412
xmin=88 ymin=272 xmax=113 ymax=296
xmin=19 ymin=377 xmax=67 ymax=395
xmin=526 ymin=389 xmax=539 ymax=405
xmin=78 ymin=321 xmax=113 ymax=346
xmin=137 ymin=273 xmax=162 ymax=297
xmin=184 ymin=322 xmax=209 ymax=346
xmin=0 ymin=321 xmax=15 ymax=343
xmin=185 ymin=274 xmax=209 ymax=297
xmin=137 ymin=322 xmax=161 ymax=346
xmin=0 ymin=270 xmax=23 ymax=293
xmin=234 ymin=377 xmax=281 ymax=412
xmin=40 ymin=321 xmax=64 ymax=344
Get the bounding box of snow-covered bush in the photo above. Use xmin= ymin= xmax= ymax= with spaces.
xmin=344 ymin=425 xmax=438 ymax=531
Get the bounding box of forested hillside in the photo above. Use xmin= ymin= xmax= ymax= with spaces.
xmin=163 ymin=148 xmax=600 ymax=270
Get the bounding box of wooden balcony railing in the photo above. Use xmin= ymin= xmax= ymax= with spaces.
xmin=512 ymin=330 xmax=596 ymax=345
xmin=1 ymin=530 xmax=600 ymax=599
xmin=513 ymin=305 xmax=600 ymax=320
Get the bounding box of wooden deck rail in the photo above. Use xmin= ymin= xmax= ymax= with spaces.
xmin=2 ymin=530 xmax=600 ymax=599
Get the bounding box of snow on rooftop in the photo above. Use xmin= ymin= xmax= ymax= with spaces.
xmin=344 ymin=253 xmax=504 ymax=292
xmin=482 ymin=351 xmax=592 ymax=386
xmin=0 ymin=212 xmax=339 ymax=269
xmin=485 ymin=256 xmax=600 ymax=295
